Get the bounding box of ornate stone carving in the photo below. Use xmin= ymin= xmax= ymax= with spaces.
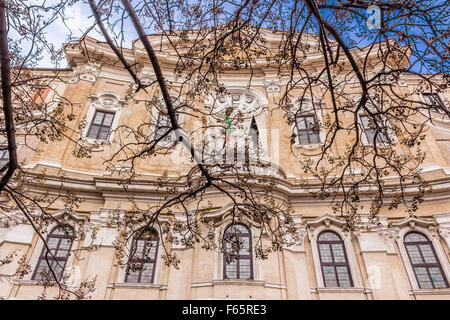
xmin=264 ymin=79 xmax=281 ymax=94
xmin=69 ymin=63 xmax=99 ymax=83
xmin=137 ymin=71 xmax=156 ymax=86
xmin=88 ymin=92 xmax=127 ymax=110
xmin=205 ymin=91 xmax=262 ymax=116
xmin=377 ymin=227 xmax=400 ymax=254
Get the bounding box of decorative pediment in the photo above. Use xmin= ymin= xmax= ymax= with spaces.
xmin=87 ymin=92 xmax=127 ymax=110
xmin=68 ymin=63 xmax=100 ymax=83
xmin=204 ymin=88 xmax=268 ymax=118
xmin=305 ymin=213 xmax=347 ymax=229
xmin=389 ymin=216 xmax=436 ymax=229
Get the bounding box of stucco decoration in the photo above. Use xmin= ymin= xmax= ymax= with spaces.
xmin=204 ymin=88 xmax=268 ymax=118
xmin=69 ymin=63 xmax=100 ymax=83
xmin=264 ymin=79 xmax=281 ymax=94
xmin=137 ymin=71 xmax=156 ymax=86
xmin=88 ymin=92 xmax=127 ymax=110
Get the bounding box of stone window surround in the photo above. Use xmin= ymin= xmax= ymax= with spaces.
xmin=290 ymin=96 xmax=326 ymax=150
xmin=306 ymin=216 xmax=363 ymax=289
xmin=115 ymin=225 xmax=167 ymax=287
xmin=81 ymin=92 xmax=126 ymax=144
xmin=206 ymin=209 xmax=263 ymax=282
xmin=23 ymin=210 xmax=86 ymax=284
xmin=393 ymin=221 xmax=450 ymax=291
xmin=149 ymin=97 xmax=186 ymax=147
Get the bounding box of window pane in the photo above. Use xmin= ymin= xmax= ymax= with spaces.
xmin=319 ymin=244 xmax=333 ymax=263
xmin=239 ymin=258 xmax=251 ymax=279
xmin=318 ymin=232 xmax=340 ymax=241
xmin=238 ymin=237 xmax=250 ymax=254
xmin=298 ymin=130 xmax=309 ymax=144
xmin=98 ymin=127 xmax=110 ymax=140
xmin=336 ymin=266 xmax=352 ymax=287
xmin=429 ymin=267 xmax=447 ymax=288
xmin=331 ymin=243 xmax=346 ymax=263
xmin=87 ymin=125 xmax=100 ymax=139
xmin=296 ymin=117 xmax=306 ymax=129
xmin=419 ymin=244 xmax=437 ymax=264
xmin=414 ymin=267 xmax=433 ymax=288
xmin=92 ymin=112 xmax=104 ymax=125
xmin=103 ymin=113 xmax=114 ymax=126
xmin=323 ymin=266 xmax=338 ymax=287
xmin=405 ymin=233 xmax=428 ymax=243
xmin=225 ymin=259 xmax=237 ymax=279
xmin=406 ymin=245 xmax=424 ymax=264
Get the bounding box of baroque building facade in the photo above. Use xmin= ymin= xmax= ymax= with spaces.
xmin=0 ymin=33 xmax=449 ymax=300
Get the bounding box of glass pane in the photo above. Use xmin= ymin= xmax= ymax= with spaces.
xmin=239 ymin=258 xmax=251 ymax=279
xmin=98 ymin=127 xmax=110 ymax=140
xmin=429 ymin=267 xmax=447 ymax=288
xmin=238 ymin=237 xmax=250 ymax=254
xmin=296 ymin=117 xmax=306 ymax=130
xmin=419 ymin=244 xmax=437 ymax=264
xmin=318 ymin=232 xmax=340 ymax=241
xmin=319 ymin=243 xmax=333 ymax=263
xmin=310 ymin=132 xmax=320 ymax=144
xmin=331 ymin=243 xmax=346 ymax=263
xmin=140 ymin=262 xmax=154 ymax=283
xmin=414 ymin=267 xmax=432 ymax=288
xmin=323 ymin=266 xmax=338 ymax=287
xmin=103 ymin=113 xmax=114 ymax=126
xmin=92 ymin=112 xmax=104 ymax=125
xmin=88 ymin=125 xmax=100 ymax=139
xmin=405 ymin=233 xmax=428 ymax=243
xmin=225 ymin=259 xmax=237 ymax=279
xmin=406 ymin=245 xmax=424 ymax=264
xmin=336 ymin=266 xmax=352 ymax=287
xmin=125 ymin=269 xmax=140 ymax=283
xmin=227 ymin=224 xmax=248 ymax=234
xmin=298 ymin=131 xmax=309 ymax=144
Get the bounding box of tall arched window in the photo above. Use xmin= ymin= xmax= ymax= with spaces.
xmin=404 ymin=232 xmax=448 ymax=289
xmin=125 ymin=228 xmax=159 ymax=283
xmin=32 ymin=225 xmax=74 ymax=281
xmin=317 ymin=231 xmax=353 ymax=287
xmin=223 ymin=224 xmax=253 ymax=280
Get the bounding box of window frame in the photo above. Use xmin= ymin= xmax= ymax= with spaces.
xmin=124 ymin=228 xmax=160 ymax=284
xmin=0 ymin=147 xmax=9 ymax=169
xmin=222 ymin=223 xmax=254 ymax=280
xmin=86 ymin=110 xmax=115 ymax=141
xmin=31 ymin=225 xmax=74 ymax=282
xmin=317 ymin=230 xmax=354 ymax=288
xmin=359 ymin=114 xmax=392 ymax=144
xmin=404 ymin=231 xmax=449 ymax=289
xmin=295 ymin=114 xmax=321 ymax=145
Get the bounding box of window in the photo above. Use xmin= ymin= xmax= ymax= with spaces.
xmin=223 ymin=224 xmax=253 ymax=279
xmin=87 ymin=110 xmax=115 ymax=140
xmin=295 ymin=115 xmax=320 ymax=144
xmin=317 ymin=231 xmax=353 ymax=287
xmin=404 ymin=232 xmax=448 ymax=289
xmin=422 ymin=93 xmax=445 ymax=112
xmin=360 ymin=114 xmax=390 ymax=143
xmin=32 ymin=225 xmax=74 ymax=281
xmin=154 ymin=112 xmax=179 ymax=141
xmin=0 ymin=148 xmax=8 ymax=169
xmin=125 ymin=228 xmax=159 ymax=283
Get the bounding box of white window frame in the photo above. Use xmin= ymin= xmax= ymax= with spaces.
xmin=358 ymin=112 xmax=398 ymax=146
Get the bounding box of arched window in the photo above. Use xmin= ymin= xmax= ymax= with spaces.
xmin=317 ymin=231 xmax=353 ymax=287
xmin=404 ymin=232 xmax=448 ymax=289
xmin=32 ymin=225 xmax=74 ymax=281
xmin=125 ymin=228 xmax=159 ymax=283
xmin=223 ymin=224 xmax=253 ymax=280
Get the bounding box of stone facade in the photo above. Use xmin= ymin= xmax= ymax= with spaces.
xmin=0 ymin=34 xmax=449 ymax=300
